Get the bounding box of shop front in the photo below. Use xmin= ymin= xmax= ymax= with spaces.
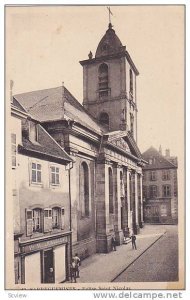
xmin=19 ymin=232 xmax=71 ymax=284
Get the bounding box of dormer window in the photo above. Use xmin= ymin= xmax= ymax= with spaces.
xmin=29 ymin=121 xmax=38 ymax=142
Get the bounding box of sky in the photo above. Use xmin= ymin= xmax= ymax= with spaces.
xmin=6 ymin=5 xmax=184 ymax=160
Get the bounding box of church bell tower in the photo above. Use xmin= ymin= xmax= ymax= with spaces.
xmin=80 ymin=22 xmax=139 ymax=141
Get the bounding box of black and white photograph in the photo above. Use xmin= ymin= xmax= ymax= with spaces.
xmin=5 ymin=4 xmax=185 ymax=291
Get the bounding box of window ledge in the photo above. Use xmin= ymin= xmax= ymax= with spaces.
xmin=50 ymin=184 xmax=60 ymax=189
xmin=30 ymin=182 xmax=43 ymax=187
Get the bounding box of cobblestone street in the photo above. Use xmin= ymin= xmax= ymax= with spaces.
xmin=69 ymin=225 xmax=179 ymax=283
xmin=114 ymin=225 xmax=178 ymax=282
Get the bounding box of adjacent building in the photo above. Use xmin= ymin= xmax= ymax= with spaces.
xmin=11 ymin=98 xmax=73 ymax=284
xmin=13 ymin=22 xmax=146 ymax=262
xmin=142 ymin=146 xmax=178 ymax=224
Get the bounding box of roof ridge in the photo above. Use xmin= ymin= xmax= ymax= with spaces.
xmin=14 ymin=85 xmax=62 ymax=97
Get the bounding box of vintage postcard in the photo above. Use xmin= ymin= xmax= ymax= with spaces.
xmin=5 ymin=5 xmax=185 ymax=291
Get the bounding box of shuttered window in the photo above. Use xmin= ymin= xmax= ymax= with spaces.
xmin=26 ymin=209 xmax=33 ymax=236
xmin=61 ymin=207 xmax=65 ymax=229
xmin=44 ymin=208 xmax=52 ymax=232
xmin=32 ymin=209 xmax=42 ymax=232
xmin=52 ymin=207 xmax=60 ymax=229
xmin=26 ymin=209 xmax=42 ymax=235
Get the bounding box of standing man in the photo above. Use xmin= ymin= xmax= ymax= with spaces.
xmin=73 ymin=253 xmax=81 ymax=278
xmin=131 ymin=233 xmax=137 ymax=250
xmin=70 ymin=258 xmax=77 ymax=283
xmin=112 ymin=236 xmax=117 ymax=251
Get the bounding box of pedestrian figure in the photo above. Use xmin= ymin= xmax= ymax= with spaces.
xmin=112 ymin=236 xmax=117 ymax=251
xmin=46 ymin=267 xmax=54 ymax=283
xmin=70 ymin=259 xmax=77 ymax=283
xmin=73 ymin=253 xmax=81 ymax=278
xmin=131 ymin=233 xmax=137 ymax=250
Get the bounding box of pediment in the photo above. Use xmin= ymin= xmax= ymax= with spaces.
xmin=110 ymin=137 xmax=131 ymax=153
xmin=104 ymin=130 xmax=142 ymax=159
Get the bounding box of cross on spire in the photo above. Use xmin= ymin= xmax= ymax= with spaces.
xmin=107 ymin=6 xmax=113 ymax=24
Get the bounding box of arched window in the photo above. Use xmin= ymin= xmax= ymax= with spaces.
xmin=129 ymin=69 xmax=133 ymax=96
xmin=80 ymin=162 xmax=90 ymax=217
xmin=98 ymin=63 xmax=109 ymax=98
xmin=26 ymin=207 xmax=42 ymax=236
xmin=109 ymin=168 xmax=114 ymax=214
xmin=32 ymin=208 xmax=42 ymax=232
xmin=99 ymin=112 xmax=109 ymax=127
xmin=51 ymin=207 xmax=65 ymax=229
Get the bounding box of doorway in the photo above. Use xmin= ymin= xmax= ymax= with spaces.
xmin=44 ymin=249 xmax=54 ymax=283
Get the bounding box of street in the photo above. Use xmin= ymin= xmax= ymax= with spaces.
xmin=114 ymin=225 xmax=178 ymax=282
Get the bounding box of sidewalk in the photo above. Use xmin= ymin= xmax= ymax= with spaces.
xmin=75 ymin=225 xmax=167 ymax=283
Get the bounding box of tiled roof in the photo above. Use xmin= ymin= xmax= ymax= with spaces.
xmin=12 ymin=97 xmax=27 ymax=113
xmin=142 ymin=147 xmax=177 ymax=170
xmin=19 ymin=124 xmax=72 ymax=163
xmin=13 ymin=86 xmax=105 ymax=135
xmin=96 ymin=24 xmax=123 ymax=58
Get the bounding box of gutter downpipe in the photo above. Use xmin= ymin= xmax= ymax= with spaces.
xmin=67 ymin=161 xmax=74 ymax=277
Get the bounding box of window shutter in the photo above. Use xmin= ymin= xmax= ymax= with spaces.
xmin=61 ymin=208 xmax=65 ymax=230
xmin=26 ymin=209 xmax=33 ymax=236
xmin=44 ymin=208 xmax=52 ymax=232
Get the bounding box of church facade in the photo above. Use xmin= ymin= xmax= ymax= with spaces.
xmin=13 ymin=22 xmax=146 ymax=259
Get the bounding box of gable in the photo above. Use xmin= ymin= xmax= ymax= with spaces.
xmin=105 ymin=130 xmax=143 ymax=160
xmin=110 ymin=137 xmax=131 ymax=153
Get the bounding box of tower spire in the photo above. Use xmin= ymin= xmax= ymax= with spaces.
xmin=107 ymin=6 xmax=113 ymax=26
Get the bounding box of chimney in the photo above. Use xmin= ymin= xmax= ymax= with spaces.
xmin=159 ymin=145 xmax=162 ymax=155
xmin=165 ymin=149 xmax=170 ymax=158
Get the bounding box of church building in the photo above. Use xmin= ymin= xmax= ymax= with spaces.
xmin=13 ymin=22 xmax=146 ymax=259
